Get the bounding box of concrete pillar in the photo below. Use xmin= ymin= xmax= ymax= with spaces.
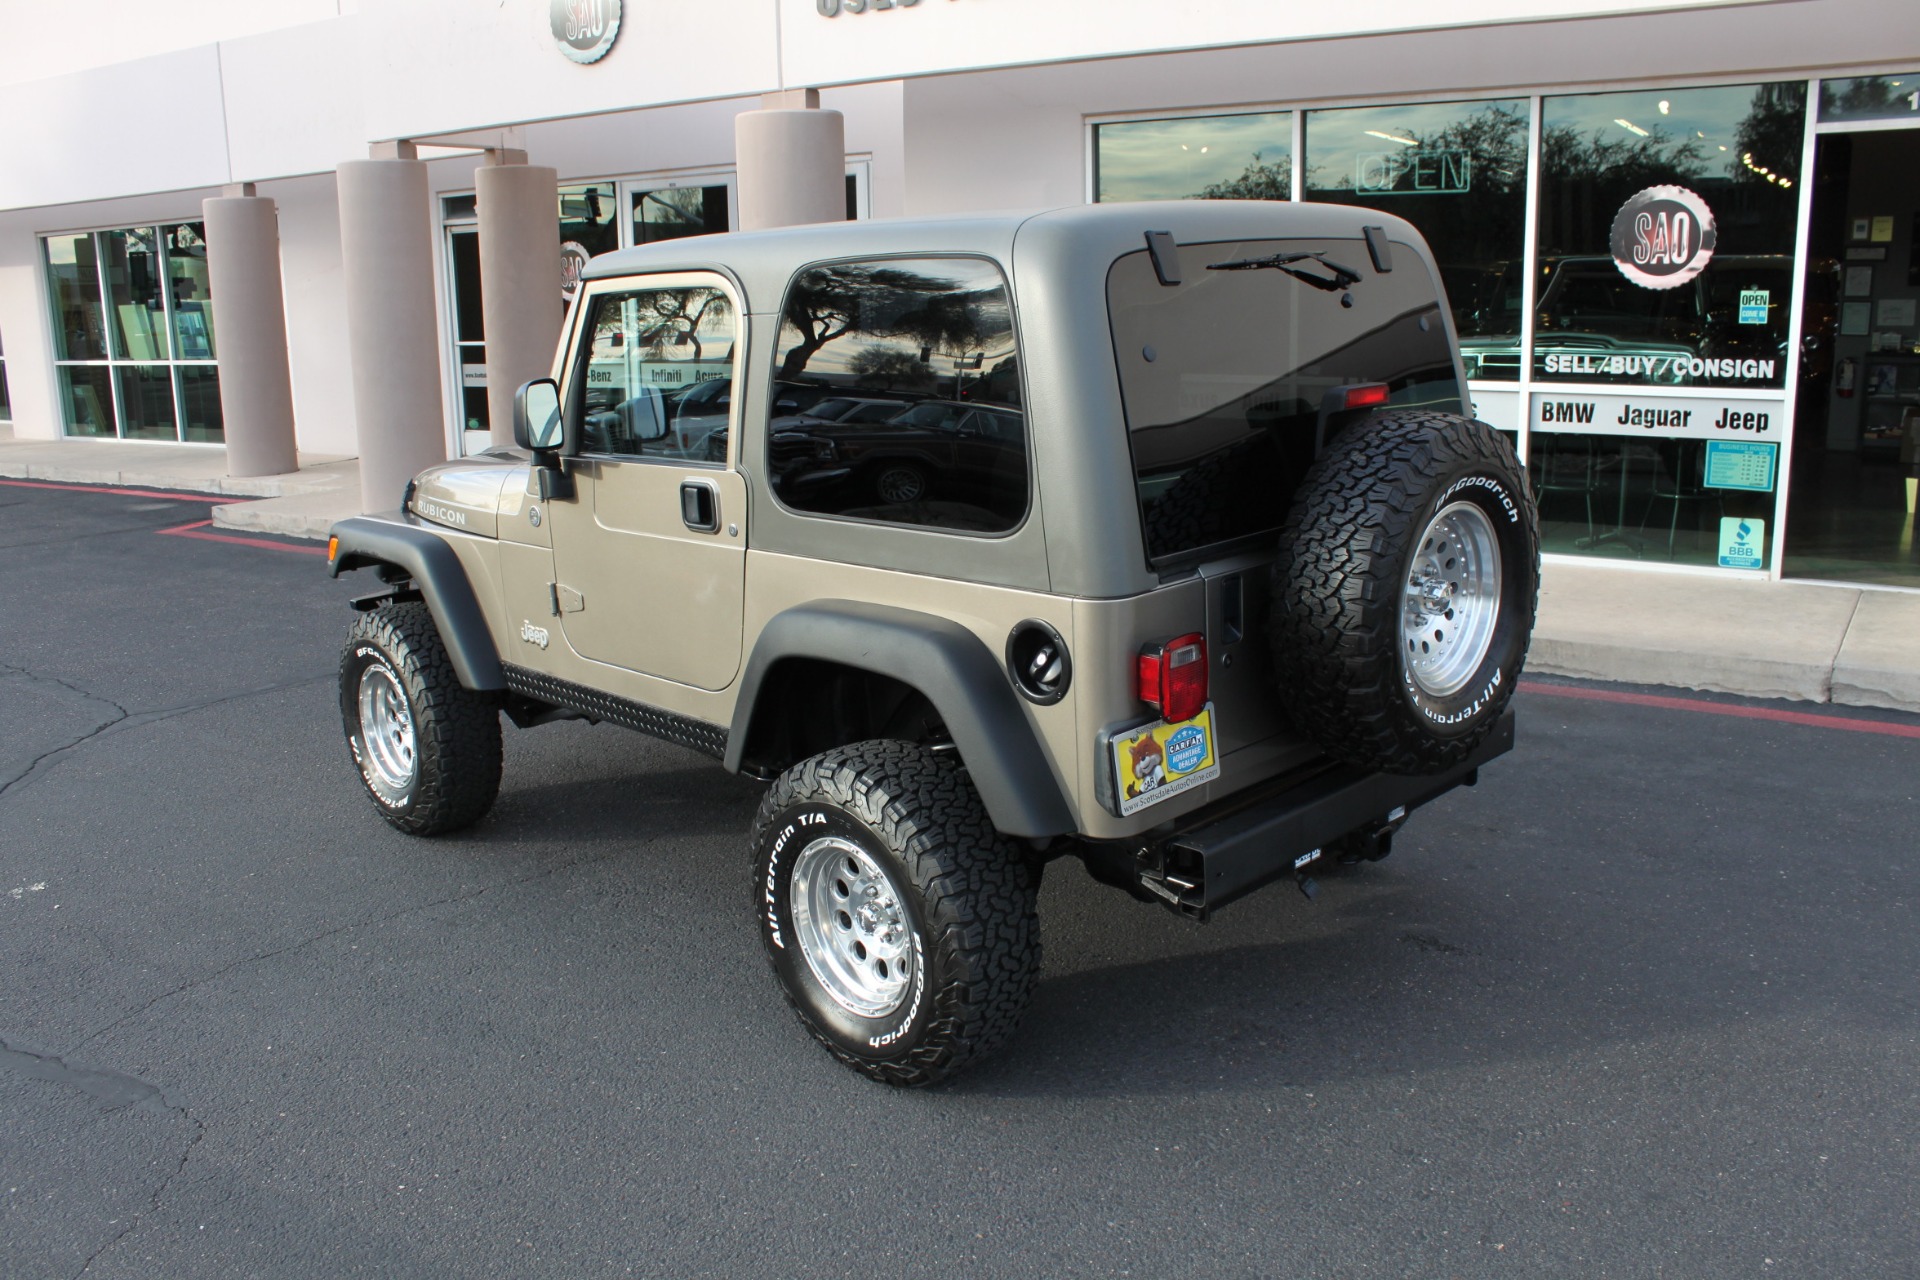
xmin=476 ymin=152 xmax=564 ymax=449
xmin=735 ymin=89 xmax=847 ymax=232
xmin=202 ymin=183 xmax=299 ymax=477
xmin=337 ymin=142 xmax=447 ymax=513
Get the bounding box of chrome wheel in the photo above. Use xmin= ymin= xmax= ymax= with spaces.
xmin=1400 ymin=500 xmax=1503 ymax=699
xmin=790 ymin=836 xmax=917 ymax=1019
xmin=356 ymin=663 xmax=418 ymax=801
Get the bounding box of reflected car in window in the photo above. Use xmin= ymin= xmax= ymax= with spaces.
xmin=1459 ymin=254 xmax=1794 ymax=386
xmin=772 ymin=399 xmax=1028 ymax=526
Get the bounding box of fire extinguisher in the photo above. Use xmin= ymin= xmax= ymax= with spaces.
xmin=1838 ymin=356 xmax=1857 ymax=398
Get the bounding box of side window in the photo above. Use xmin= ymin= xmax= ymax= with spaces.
xmin=576 ymin=284 xmax=734 ymax=463
xmin=771 ymin=257 xmax=1027 ymax=534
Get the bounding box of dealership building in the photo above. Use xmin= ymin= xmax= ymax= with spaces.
xmin=2 ymin=0 xmax=1917 ymax=585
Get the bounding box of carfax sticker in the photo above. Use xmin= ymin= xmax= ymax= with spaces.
xmin=1112 ymin=705 xmax=1221 ymax=816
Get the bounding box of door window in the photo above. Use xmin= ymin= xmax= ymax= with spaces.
xmin=575 ymin=284 xmax=736 ymax=463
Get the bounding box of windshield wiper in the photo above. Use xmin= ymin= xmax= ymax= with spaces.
xmin=1205 ymin=250 xmax=1363 ymax=292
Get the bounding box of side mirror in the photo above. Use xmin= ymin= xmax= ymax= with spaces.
xmin=623 ymin=387 xmax=670 ymax=442
xmin=514 ymin=378 xmax=564 ymax=452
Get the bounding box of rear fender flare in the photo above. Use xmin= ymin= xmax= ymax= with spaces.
xmin=728 ymin=601 xmax=1074 ymax=839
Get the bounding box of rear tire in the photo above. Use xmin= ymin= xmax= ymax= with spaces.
xmin=340 ymin=601 xmax=502 ymax=835
xmin=1270 ymin=411 xmax=1538 ymax=774
xmin=751 ymin=741 xmax=1040 ymax=1086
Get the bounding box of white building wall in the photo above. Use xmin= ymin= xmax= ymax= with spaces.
xmin=0 ymin=0 xmax=343 ymax=88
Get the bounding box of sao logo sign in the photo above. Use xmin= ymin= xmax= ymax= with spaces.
xmin=1609 ymin=185 xmax=1718 ymax=290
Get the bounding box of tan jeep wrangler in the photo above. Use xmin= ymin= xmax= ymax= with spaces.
xmin=326 ymin=201 xmax=1539 ymax=1086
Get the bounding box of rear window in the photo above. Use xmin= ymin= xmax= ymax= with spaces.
xmin=1109 ymin=237 xmax=1460 ymax=564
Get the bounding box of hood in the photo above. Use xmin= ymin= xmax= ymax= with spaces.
xmin=408 ymin=454 xmax=517 ymax=538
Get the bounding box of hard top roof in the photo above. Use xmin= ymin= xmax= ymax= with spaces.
xmin=577 ymin=200 xmax=1429 ymax=309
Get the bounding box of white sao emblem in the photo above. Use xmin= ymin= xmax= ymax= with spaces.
xmin=520 ymin=621 xmax=551 ymax=649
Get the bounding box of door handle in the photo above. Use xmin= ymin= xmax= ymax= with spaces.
xmin=680 ymin=479 xmax=720 ymax=533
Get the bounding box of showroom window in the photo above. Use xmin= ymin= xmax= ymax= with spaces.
xmin=1528 ymin=81 xmax=1807 ymax=569
xmin=1304 ymin=98 xmax=1531 ymax=381
xmin=1094 ymin=112 xmax=1293 ymax=202
xmin=1819 ymin=72 xmax=1920 ymax=123
xmin=1534 ymin=82 xmax=1804 ymax=390
xmin=43 ymin=224 xmax=220 ymax=441
xmin=770 ymin=256 xmax=1028 ymax=534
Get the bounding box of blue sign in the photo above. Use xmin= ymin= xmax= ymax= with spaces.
xmin=1164 ymin=725 xmax=1208 ymax=775
xmin=1738 ymin=289 xmax=1770 ymax=325
xmin=1704 ymin=440 xmax=1777 ymax=491
xmin=1719 ymin=517 xmax=1766 ymax=569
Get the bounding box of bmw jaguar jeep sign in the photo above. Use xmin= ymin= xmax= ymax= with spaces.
xmin=1532 ymin=392 xmax=1781 ymax=442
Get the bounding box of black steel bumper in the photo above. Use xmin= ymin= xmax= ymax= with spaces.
xmin=1130 ymin=711 xmax=1515 ymax=919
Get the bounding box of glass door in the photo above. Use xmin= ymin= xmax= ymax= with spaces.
xmin=1784 ymin=74 xmax=1920 ymax=585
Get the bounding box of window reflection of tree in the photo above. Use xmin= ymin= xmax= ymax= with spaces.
xmin=1197 ymin=150 xmax=1291 ymax=200
xmin=777 ymin=263 xmax=1017 ymax=405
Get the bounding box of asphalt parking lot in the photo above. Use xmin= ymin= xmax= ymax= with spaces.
xmin=3 ymin=479 xmax=1917 ymax=1279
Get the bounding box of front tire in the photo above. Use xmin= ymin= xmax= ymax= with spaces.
xmin=339 ymin=601 xmax=502 ymax=835
xmin=751 ymin=741 xmax=1040 ymax=1086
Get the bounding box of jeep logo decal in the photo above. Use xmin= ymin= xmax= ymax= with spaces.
xmin=520 ymin=621 xmax=551 ymax=650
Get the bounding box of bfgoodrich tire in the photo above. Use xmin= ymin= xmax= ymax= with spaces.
xmin=751 ymin=741 xmax=1040 ymax=1087
xmin=339 ymin=601 xmax=503 ymax=835
xmin=1270 ymin=410 xmax=1539 ymax=775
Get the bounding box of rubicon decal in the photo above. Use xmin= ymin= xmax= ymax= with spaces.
xmin=1609 ymin=185 xmax=1717 ymax=290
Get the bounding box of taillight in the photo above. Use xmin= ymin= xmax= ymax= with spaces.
xmin=1137 ymin=632 xmax=1208 ymax=724
xmin=1334 ymin=382 xmax=1391 ymax=412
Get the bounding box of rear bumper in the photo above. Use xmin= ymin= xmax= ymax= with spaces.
xmin=1126 ymin=711 xmax=1514 ymax=919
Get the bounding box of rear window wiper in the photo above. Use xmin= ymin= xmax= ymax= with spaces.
xmin=1206 ymin=250 xmax=1363 ymax=292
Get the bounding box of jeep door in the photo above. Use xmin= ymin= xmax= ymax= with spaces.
xmin=545 ymin=273 xmax=747 ymax=692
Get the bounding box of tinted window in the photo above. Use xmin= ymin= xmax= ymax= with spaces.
xmin=576 ymin=285 xmax=735 ymax=463
xmin=771 ymin=257 xmax=1027 ymax=534
xmin=1109 ymin=237 xmax=1460 ymax=563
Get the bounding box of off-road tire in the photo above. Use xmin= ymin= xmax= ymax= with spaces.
xmin=339 ymin=601 xmax=503 ymax=835
xmin=750 ymin=740 xmax=1040 ymax=1087
xmin=1270 ymin=410 xmax=1538 ymax=774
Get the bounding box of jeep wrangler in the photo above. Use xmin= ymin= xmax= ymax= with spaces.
xmin=326 ymin=201 xmax=1539 ymax=1086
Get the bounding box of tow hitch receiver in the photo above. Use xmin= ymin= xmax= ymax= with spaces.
xmin=1132 ymin=712 xmax=1513 ymax=920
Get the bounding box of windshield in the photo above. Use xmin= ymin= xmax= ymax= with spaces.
xmin=1109 ymin=236 xmax=1461 ymax=563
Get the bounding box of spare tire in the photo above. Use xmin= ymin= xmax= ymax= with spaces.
xmin=1270 ymin=410 xmax=1538 ymax=775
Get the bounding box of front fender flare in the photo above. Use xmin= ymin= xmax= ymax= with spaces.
xmin=728 ymin=602 xmax=1076 ymax=839
xmin=327 ymin=514 xmax=504 ymax=691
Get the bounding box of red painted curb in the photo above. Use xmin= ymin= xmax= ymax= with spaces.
xmin=0 ymin=477 xmax=226 ymax=502
xmin=156 ymin=520 xmax=328 ymax=556
xmin=1519 ymin=679 xmax=1920 ymax=740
